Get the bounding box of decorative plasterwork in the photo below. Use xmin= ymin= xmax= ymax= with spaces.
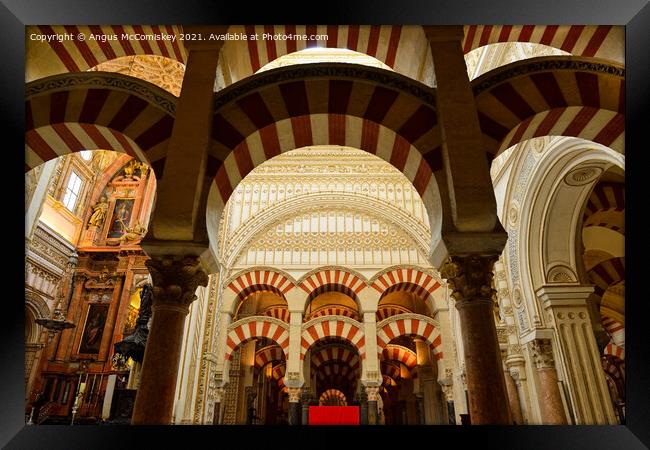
xmin=225 ymin=192 xmax=430 ymax=266
xmin=90 ymin=54 xmax=185 ymax=97
xmin=564 ymin=166 xmax=604 ymax=186
xmin=466 ymin=42 xmax=570 ymax=81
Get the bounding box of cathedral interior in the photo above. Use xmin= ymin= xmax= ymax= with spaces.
xmin=24 ymin=25 xmax=625 ymax=426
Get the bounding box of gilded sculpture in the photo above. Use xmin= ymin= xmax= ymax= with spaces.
xmin=87 ymin=196 xmax=109 ymax=228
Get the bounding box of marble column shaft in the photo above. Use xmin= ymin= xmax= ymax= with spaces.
xmin=131 ymin=256 xmax=208 ymax=424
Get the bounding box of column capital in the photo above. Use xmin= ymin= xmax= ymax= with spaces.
xmin=145 ymin=255 xmax=209 ymax=314
xmin=287 ymin=387 xmax=301 ymax=403
xmin=440 ymin=254 xmax=499 ymax=303
xmin=529 ymin=338 xmax=556 ymax=369
xmin=364 ymin=385 xmax=381 ymax=402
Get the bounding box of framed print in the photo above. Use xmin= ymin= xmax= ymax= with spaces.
xmin=9 ymin=0 xmax=650 ymax=449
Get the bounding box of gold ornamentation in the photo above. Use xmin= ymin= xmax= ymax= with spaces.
xmin=439 ymin=255 xmax=498 ymax=303
xmin=145 ymin=256 xmax=209 ymax=313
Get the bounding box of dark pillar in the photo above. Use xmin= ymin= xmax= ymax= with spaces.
xmin=441 ymin=255 xmax=512 ymax=425
xmin=131 ymin=256 xmax=208 ymax=424
xmin=287 ymin=388 xmax=301 ymax=425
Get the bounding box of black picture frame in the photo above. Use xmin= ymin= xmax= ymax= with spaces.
xmin=5 ymin=0 xmax=649 ymax=448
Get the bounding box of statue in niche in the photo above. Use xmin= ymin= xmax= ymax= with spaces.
xmin=113 ymin=283 xmax=153 ymax=363
xmin=88 ymin=196 xmax=109 ymax=228
xmin=119 ymin=222 xmax=147 ymax=244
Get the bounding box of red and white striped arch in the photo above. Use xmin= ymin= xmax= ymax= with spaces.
xmin=472 ymin=57 xmax=625 ymax=157
xmin=26 ymin=124 xmax=147 ymax=172
xmin=604 ymin=342 xmax=625 ymax=361
xmin=310 ymin=346 xmax=361 ymax=373
xmin=25 ymin=73 xmax=176 ymax=173
xmin=381 ymin=344 xmax=418 ymax=370
xmin=583 ymin=183 xmax=625 ymax=233
xmin=272 ymin=363 xmax=286 ymax=388
xmin=223 ymin=25 xmax=428 ymax=83
xmin=376 ymin=315 xmax=443 ymax=360
xmin=254 ymin=345 xmax=285 ymax=370
xmin=381 ymin=361 xmax=405 ymax=381
xmin=601 ymin=316 xmax=625 ymax=347
xmin=299 ymin=267 xmax=368 ymax=302
xmin=319 ymin=388 xmax=348 ymax=406
xmin=462 ymin=26 xmax=623 ymax=63
xmin=224 ymin=318 xmax=290 ymax=361
xmin=226 ymin=268 xmax=296 ymax=302
xmin=371 ymin=266 xmax=442 ymax=300
xmin=27 ymin=25 xmax=186 ymax=80
xmin=305 ymin=306 xmax=360 ymax=322
xmin=301 ymin=318 xmax=366 ymax=360
xmin=263 ymin=306 xmax=290 ymax=323
xmin=315 ymin=363 xmax=358 ymax=383
xmin=211 ymin=114 xmax=440 ymax=205
xmin=376 ymin=304 xmax=413 ymax=322
xmin=588 ymin=258 xmax=625 ymax=298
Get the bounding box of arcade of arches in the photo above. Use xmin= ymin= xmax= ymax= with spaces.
xmin=24 ymin=25 xmax=625 ymax=425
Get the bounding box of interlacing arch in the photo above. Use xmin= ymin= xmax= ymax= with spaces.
xmin=381 ymin=344 xmax=418 ymax=370
xmin=472 ymin=56 xmax=625 ymax=157
xmin=225 ymin=267 xmax=297 ymax=303
xmin=224 ymin=317 xmax=290 ymax=361
xmin=301 ymin=316 xmax=366 ymax=360
xmin=376 ymin=314 xmax=443 ymax=360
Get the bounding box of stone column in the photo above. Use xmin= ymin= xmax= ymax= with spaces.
xmin=211 ymin=386 xmax=225 ymax=425
xmin=440 ymin=255 xmax=512 ymax=424
xmin=301 ymin=390 xmax=312 ymax=425
xmin=131 ymin=255 xmax=208 ymax=425
xmin=149 ymin=27 xmax=227 ymax=241
xmin=440 ymin=382 xmax=456 ymax=424
xmin=415 ymin=393 xmax=425 ymax=425
xmin=365 ymin=385 xmax=380 ymax=425
xmin=287 ymin=387 xmax=301 ymax=425
xmin=528 ymin=339 xmax=567 ymax=424
xmin=501 ymin=350 xmax=524 ymax=424
xmin=537 ymin=286 xmax=617 ymax=424
xmin=359 ymin=388 xmax=368 ymax=425
xmin=424 ymin=26 xmax=497 ymax=233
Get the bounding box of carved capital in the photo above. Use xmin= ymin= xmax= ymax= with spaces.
xmin=145 ymin=255 xmax=209 ymax=313
xmin=287 ymin=387 xmax=301 ymax=403
xmin=529 ymin=338 xmax=555 ymax=369
xmin=440 ymin=254 xmax=498 ymax=303
xmin=364 ymin=385 xmax=381 ymax=402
